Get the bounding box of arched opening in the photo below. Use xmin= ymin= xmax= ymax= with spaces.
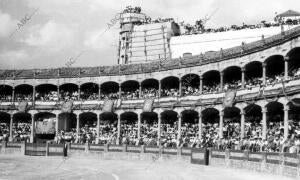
xmin=160 ymin=110 xmax=178 ymax=147
xmin=34 ymin=112 xmax=56 ymax=142
xmin=57 ymin=112 xmax=76 ymax=140
xmin=15 ymin=84 xmax=33 ymax=101
xmin=101 ymin=81 xmax=119 ymax=100
xmin=161 ymin=76 xmax=179 ymax=97
xmin=0 ymin=85 xmax=12 ymax=102
xmin=202 ymin=70 xmax=220 ymax=94
xmin=59 ymin=83 xmax=79 ymax=101
xmin=121 ymin=80 xmax=139 ymax=100
xmin=181 ymin=110 xmax=199 ymax=147
xmin=265 ymin=55 xmax=284 ymax=85
xmin=99 ymin=112 xmax=118 ymax=144
xmin=120 ymin=112 xmax=138 ymax=145
xmin=79 ymin=112 xmax=97 ymax=144
xmin=140 ymin=112 xmax=158 ymax=146
xmin=80 ymin=83 xmax=99 ymax=101
xmin=244 ymin=104 xmax=262 ymax=139
xmin=201 ymin=108 xmax=219 ymax=147
xmin=288 ymin=99 xmax=300 ymax=139
xmin=287 ymin=48 xmax=300 ymax=78
xmin=223 ymin=107 xmax=241 ymax=139
xmin=0 ymin=112 xmax=10 ymax=142
xmin=141 ymin=79 xmax=159 ymax=98
xmin=245 ymin=61 xmax=263 ymax=89
xmin=266 ymin=101 xmax=284 ymax=141
xmin=35 ymin=84 xmax=58 ymax=101
xmin=223 ymin=66 xmax=242 ymax=90
xmin=181 ymin=74 xmax=200 ymax=96
xmin=12 ymin=112 xmax=31 ymax=142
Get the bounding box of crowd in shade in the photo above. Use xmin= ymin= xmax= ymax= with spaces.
xmin=0 ymin=123 xmax=9 ymax=142
xmin=181 ymin=18 xmax=300 ymax=36
xmin=10 ymin=123 xmax=31 ymax=142
xmin=141 ymin=88 xmax=159 ymax=98
xmin=161 ymin=88 xmax=179 ymax=97
xmin=1 ymin=67 xmax=300 ymax=102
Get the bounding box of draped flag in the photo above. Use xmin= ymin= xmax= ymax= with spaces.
xmin=223 ymin=90 xmax=236 ymax=107
xmin=35 ymin=118 xmax=56 ymax=134
xmin=61 ymin=101 xmax=73 ymax=113
xmin=18 ymin=101 xmax=28 ymax=112
xmin=102 ymin=99 xmax=114 ymax=112
xmin=143 ymin=98 xmax=154 ymax=112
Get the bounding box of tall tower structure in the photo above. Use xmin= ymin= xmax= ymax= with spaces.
xmin=118 ymin=7 xmax=146 ymax=64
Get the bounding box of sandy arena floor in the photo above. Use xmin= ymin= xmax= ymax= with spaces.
xmin=0 ymin=155 xmax=295 ymax=180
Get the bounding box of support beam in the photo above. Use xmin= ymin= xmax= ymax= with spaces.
xmin=198 ymin=108 xmax=203 ymax=141
xmin=117 ymin=113 xmax=121 ymax=145
xmin=96 ymin=113 xmax=100 ymax=144
xmin=158 ymin=80 xmax=161 ymax=98
xmin=30 ymin=113 xmax=35 ymax=143
xmin=9 ymin=114 xmax=13 ymax=142
xmin=220 ymin=71 xmax=224 ymax=92
xmin=284 ymin=57 xmax=289 ymax=81
xmin=177 ymin=113 xmax=182 ymax=147
xmin=55 ymin=113 xmax=59 ymax=138
xmin=262 ymin=63 xmax=266 ymax=86
xmin=98 ymin=84 xmax=101 ymax=100
xmin=157 ymin=112 xmax=161 ymax=146
xmin=219 ymin=110 xmax=224 ymax=138
xmin=118 ymin=84 xmax=122 ymax=100
xmin=137 ymin=113 xmax=141 ymax=139
xmin=262 ymin=107 xmax=267 ymax=140
xmin=284 ymin=105 xmax=289 ymax=140
xmin=241 ymin=67 xmax=245 ymax=89
xmin=76 ymin=113 xmax=80 ymax=139
xmin=240 ymin=109 xmax=245 ymax=139
xmin=199 ymin=75 xmax=203 ymax=94
xmin=139 ymin=82 xmax=142 ymax=99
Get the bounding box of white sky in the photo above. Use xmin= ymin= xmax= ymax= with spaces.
xmin=0 ymin=0 xmax=299 ymax=69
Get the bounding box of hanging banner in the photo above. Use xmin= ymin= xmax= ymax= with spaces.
xmin=35 ymin=118 xmax=56 ymax=134
xmin=223 ymin=90 xmax=236 ymax=107
xmin=61 ymin=101 xmax=73 ymax=113
xmin=143 ymin=98 xmax=154 ymax=112
xmin=18 ymin=101 xmax=28 ymax=112
xmin=102 ymin=99 xmax=114 ymax=112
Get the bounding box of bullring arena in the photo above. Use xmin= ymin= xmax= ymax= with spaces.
xmin=1 ymin=2 xmax=300 ymax=180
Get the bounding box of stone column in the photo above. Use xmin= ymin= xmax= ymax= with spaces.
xmin=240 ymin=109 xmax=245 ymax=139
xmin=117 ymin=113 xmax=121 ymax=145
xmin=177 ymin=113 xmax=182 ymax=147
xmin=262 ymin=107 xmax=267 ymax=140
xmin=284 ymin=57 xmax=289 ymax=81
xmin=137 ymin=113 xmax=141 ymax=139
xmin=198 ymin=109 xmax=203 ymax=141
xmin=96 ymin=113 xmax=100 ymax=144
xmin=9 ymin=114 xmax=13 ymax=142
xmin=30 ymin=113 xmax=35 ymax=143
xmin=55 ymin=113 xmax=59 ymax=137
xmin=157 ymin=112 xmax=161 ymax=145
xmin=12 ymin=87 xmax=15 ymax=102
xmin=241 ymin=67 xmax=245 ymax=89
xmin=262 ymin=63 xmax=266 ymax=85
xmin=78 ymin=85 xmax=81 ymax=101
xmin=219 ymin=110 xmax=224 ymax=138
xmin=57 ymin=85 xmax=60 ymax=101
xmin=139 ymin=82 xmax=142 ymax=99
xmin=220 ymin=71 xmax=224 ymax=92
xmin=98 ymin=84 xmax=101 ymax=100
xmin=76 ymin=113 xmax=80 ymax=137
xmin=284 ymin=104 xmax=289 ymax=140
xmin=118 ymin=83 xmax=122 ymax=99
xmin=32 ymin=86 xmax=36 ymax=105
xmin=199 ymin=75 xmax=203 ymax=94
xmin=179 ymin=77 xmax=182 ymax=97
xmin=158 ymin=80 xmax=162 ymax=98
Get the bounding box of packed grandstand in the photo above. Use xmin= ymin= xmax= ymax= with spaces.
xmin=1 ymin=7 xmax=300 ymax=156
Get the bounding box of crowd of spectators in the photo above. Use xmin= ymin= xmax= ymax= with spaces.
xmin=0 ymin=123 xmax=9 ymax=142
xmin=15 ymin=94 xmax=32 ymax=101
xmin=35 ymin=91 xmax=58 ymax=101
xmin=12 ymin=123 xmax=30 ymax=142
xmin=161 ymin=88 xmax=179 ymax=97
xmin=181 ymin=18 xmax=300 ymax=36
xmin=141 ymin=88 xmax=158 ymax=98
xmin=60 ymin=90 xmax=79 ymax=101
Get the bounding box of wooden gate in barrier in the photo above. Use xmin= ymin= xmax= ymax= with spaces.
xmin=190 ymin=148 xmax=209 ymax=165
xmin=25 ymin=143 xmax=66 ymax=156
